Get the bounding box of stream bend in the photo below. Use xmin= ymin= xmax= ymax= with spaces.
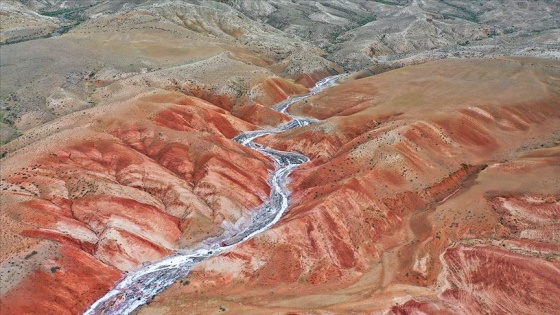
xmin=84 ymin=74 xmax=346 ymax=315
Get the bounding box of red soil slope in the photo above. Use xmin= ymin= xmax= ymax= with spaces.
xmin=138 ymin=58 xmax=560 ymax=314
xmin=0 ymin=76 xmax=315 ymax=314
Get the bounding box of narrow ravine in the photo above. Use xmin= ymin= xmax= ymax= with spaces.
xmin=84 ymin=74 xmax=346 ymax=315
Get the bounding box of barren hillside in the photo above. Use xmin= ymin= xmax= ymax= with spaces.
xmin=1 ymin=1 xmax=559 ymax=314
xmin=139 ymin=57 xmax=560 ymax=315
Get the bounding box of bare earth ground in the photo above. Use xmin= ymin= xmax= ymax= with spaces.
xmin=1 ymin=1 xmax=559 ymax=314
xmin=138 ymin=57 xmax=560 ymax=315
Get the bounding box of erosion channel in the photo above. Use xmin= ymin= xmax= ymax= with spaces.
xmin=84 ymin=74 xmax=347 ymax=314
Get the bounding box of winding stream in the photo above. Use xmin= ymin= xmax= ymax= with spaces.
xmin=84 ymin=74 xmax=346 ymax=315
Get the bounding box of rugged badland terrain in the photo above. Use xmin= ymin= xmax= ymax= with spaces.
xmin=1 ymin=1 xmax=559 ymax=314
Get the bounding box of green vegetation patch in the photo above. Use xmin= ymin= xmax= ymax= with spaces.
xmin=374 ymin=0 xmax=402 ymax=6
xmin=357 ymin=16 xmax=376 ymax=26
xmin=39 ymin=7 xmax=81 ymax=17
xmin=438 ymin=0 xmax=480 ymax=23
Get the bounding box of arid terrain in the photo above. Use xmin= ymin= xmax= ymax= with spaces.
xmin=1 ymin=1 xmax=559 ymax=315
xmin=137 ymin=57 xmax=560 ymax=314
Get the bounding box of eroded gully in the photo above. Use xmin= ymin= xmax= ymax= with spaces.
xmin=84 ymin=74 xmax=346 ymax=315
